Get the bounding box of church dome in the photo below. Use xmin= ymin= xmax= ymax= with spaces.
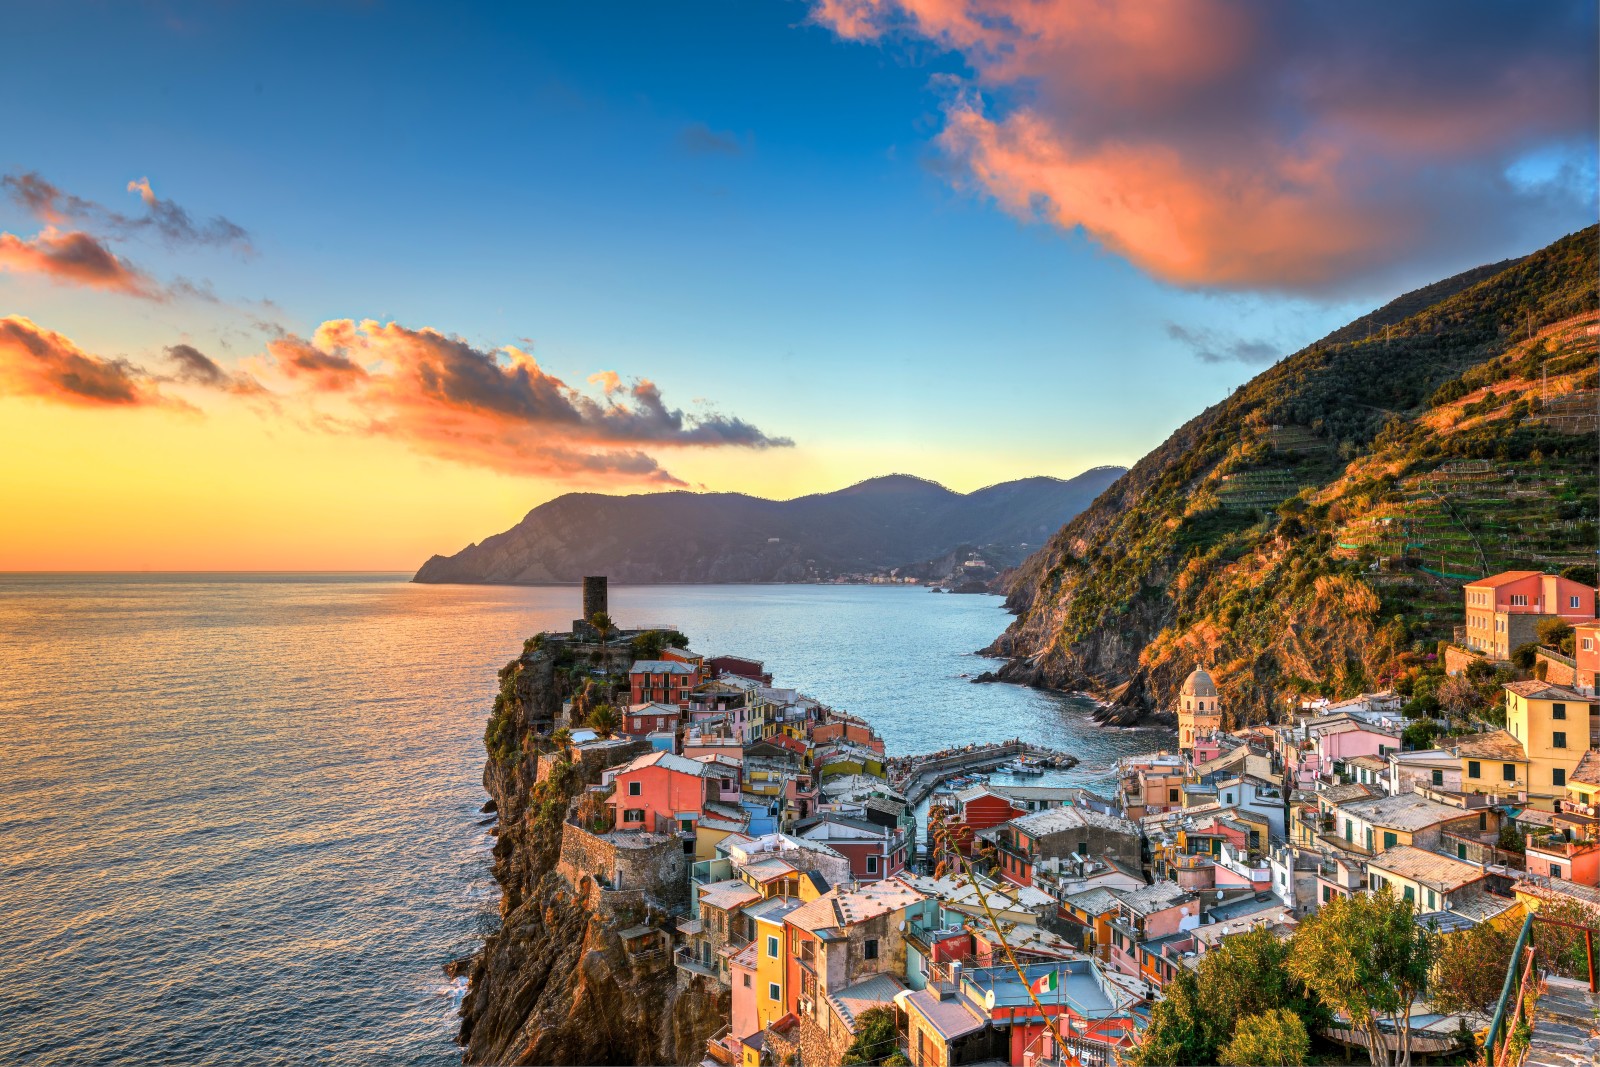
xmin=1181 ymin=668 xmax=1218 ymax=700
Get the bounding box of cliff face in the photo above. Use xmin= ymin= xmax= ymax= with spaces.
xmin=459 ymin=647 xmax=724 ymax=1066
xmin=988 ymin=226 xmax=1599 ymax=725
xmin=414 ymin=470 xmax=1125 ymax=586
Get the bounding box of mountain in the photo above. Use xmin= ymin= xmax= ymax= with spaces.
xmin=413 ymin=468 xmax=1127 ymax=585
xmin=987 ymin=226 xmax=1599 ymax=724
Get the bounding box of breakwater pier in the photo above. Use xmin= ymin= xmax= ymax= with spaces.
xmin=887 ymin=739 xmax=1078 ymax=805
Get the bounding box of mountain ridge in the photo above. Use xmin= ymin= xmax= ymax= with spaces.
xmin=414 ymin=467 xmax=1127 ymax=586
xmin=988 ymin=226 xmax=1599 ymax=724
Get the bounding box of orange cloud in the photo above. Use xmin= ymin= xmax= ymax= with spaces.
xmin=261 ymin=319 xmax=791 ymax=484
xmin=0 ymin=315 xmax=175 ymax=407
xmin=0 ymin=227 xmax=160 ymax=297
xmin=814 ymin=0 xmax=1598 ymax=291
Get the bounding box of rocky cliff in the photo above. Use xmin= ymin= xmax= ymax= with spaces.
xmin=987 ymin=226 xmax=1599 ymax=725
xmin=458 ymin=645 xmax=725 ymax=1065
xmin=414 ymin=470 xmax=1125 ymax=586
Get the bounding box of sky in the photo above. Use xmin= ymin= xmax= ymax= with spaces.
xmin=1 ymin=0 xmax=1594 ymax=570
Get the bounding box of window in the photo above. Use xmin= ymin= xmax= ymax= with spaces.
xmin=1571 ymin=595 xmax=1582 ymax=609
xmin=768 ymin=982 xmax=780 ymax=1002
xmin=1383 ymin=832 xmax=1397 ymax=849
xmin=1554 ymin=732 xmax=1568 ymax=749
xmin=1370 ymin=874 xmax=1384 ymax=891
xmin=865 ymin=855 xmax=879 ymax=875
xmin=1503 ymin=763 xmax=1516 ymax=782
xmin=1169 ymin=788 xmax=1180 ymax=803
xmin=1322 ymin=885 xmax=1332 ymax=903
xmin=1458 ymin=842 xmax=1468 ymax=860
xmin=1403 ymin=885 xmax=1415 ymax=903
xmin=1553 ymin=703 xmax=1567 ymax=720
xmin=1511 ymin=594 xmax=1528 ymax=607
xmin=1551 ymin=864 xmax=1563 ymax=880
xmin=1468 ymin=761 xmax=1481 ymax=779
xmin=1584 ymin=638 xmax=1595 ymax=652
xmin=680 ymin=818 xmax=695 ymax=833
xmin=623 ymin=808 xmax=644 ymax=822
xmin=743 ymin=974 xmax=751 ymax=988
xmin=1553 ymin=768 xmax=1566 ymax=787
xmin=766 ymin=934 xmax=779 ymax=958
xmin=864 ymin=938 xmax=879 ymax=961
xmin=1431 ymin=769 xmax=1444 ymax=787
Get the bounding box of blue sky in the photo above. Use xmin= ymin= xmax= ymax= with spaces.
xmin=0 ymin=1 xmax=1593 ymax=566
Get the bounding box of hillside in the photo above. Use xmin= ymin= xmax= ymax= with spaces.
xmin=413 ymin=468 xmax=1125 ymax=585
xmin=988 ymin=226 xmax=1599 ymax=724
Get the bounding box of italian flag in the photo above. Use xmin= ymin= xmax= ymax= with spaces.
xmin=1030 ymin=970 xmax=1058 ymax=996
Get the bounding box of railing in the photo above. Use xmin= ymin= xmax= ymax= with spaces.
xmin=1485 ymin=911 xmax=1600 ymax=1064
xmin=673 ymin=946 xmax=717 ymax=980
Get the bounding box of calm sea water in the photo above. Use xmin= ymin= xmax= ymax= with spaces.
xmin=0 ymin=574 xmax=1168 ymax=1066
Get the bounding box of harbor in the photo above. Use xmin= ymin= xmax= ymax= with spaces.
xmin=888 ymin=738 xmax=1079 ymax=805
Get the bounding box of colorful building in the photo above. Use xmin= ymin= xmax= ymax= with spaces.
xmin=1177 ymin=667 xmax=1223 ymax=755
xmin=628 ymin=659 xmax=699 ymax=707
xmin=1462 ymin=571 xmax=1596 ymax=661
xmin=1503 ymin=680 xmax=1597 ymax=799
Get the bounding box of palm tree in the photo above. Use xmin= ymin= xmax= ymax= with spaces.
xmin=588 ymin=703 xmax=620 ymax=739
xmin=589 ymin=611 xmax=615 ymax=668
xmin=550 ymin=726 xmax=573 ymax=753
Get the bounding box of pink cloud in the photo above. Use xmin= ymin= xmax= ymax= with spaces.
xmin=813 ymin=0 xmax=1598 ymax=292
xmin=0 ymin=227 xmax=161 ymax=298
xmin=0 ymin=315 xmax=179 ymax=407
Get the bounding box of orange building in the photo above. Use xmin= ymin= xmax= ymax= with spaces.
xmin=1462 ymin=571 xmax=1596 ymax=660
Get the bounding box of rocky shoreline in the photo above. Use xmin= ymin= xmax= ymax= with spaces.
xmin=454 ymin=646 xmax=724 ymax=1066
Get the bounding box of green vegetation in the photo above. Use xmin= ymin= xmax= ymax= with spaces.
xmin=587 ymin=703 xmax=619 ymax=738
xmin=1217 ymin=1009 xmax=1311 ymax=1067
xmin=631 ymin=628 xmax=691 ymax=659
xmin=840 ymin=1007 xmax=898 ymax=1065
xmin=1008 ymin=225 xmax=1599 ymax=722
xmin=1287 ymin=889 xmax=1436 ymax=1067
xmin=1128 ymin=928 xmax=1328 ymax=1066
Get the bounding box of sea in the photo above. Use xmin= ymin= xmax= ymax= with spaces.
xmin=0 ymin=573 xmax=1171 ymax=1066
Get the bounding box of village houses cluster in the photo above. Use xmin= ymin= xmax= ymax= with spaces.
xmin=539 ymin=572 xmax=1600 ymax=1067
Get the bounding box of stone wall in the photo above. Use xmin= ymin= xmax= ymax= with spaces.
xmin=1444 ymin=644 xmax=1484 ymax=677
xmin=1537 ymin=649 xmax=1578 ymax=688
xmin=557 ymin=821 xmax=689 ymax=908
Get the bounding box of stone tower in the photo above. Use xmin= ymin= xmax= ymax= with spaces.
xmin=582 ymin=576 xmax=608 ymax=620
xmin=1177 ymin=667 xmax=1223 ymax=756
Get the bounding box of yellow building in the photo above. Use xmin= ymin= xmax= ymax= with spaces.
xmin=1566 ymin=750 xmax=1600 ymax=811
xmin=1177 ymin=667 xmax=1223 ymax=756
xmin=1365 ymin=845 xmax=1487 ymax=912
xmin=1504 ymin=681 xmax=1597 ymax=799
xmin=1445 ymin=729 xmax=1530 ymax=798
xmin=745 ymin=895 xmax=803 ymax=1030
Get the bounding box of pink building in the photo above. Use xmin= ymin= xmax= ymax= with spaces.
xmin=1292 ymin=717 xmax=1400 ymax=784
xmin=728 ymin=942 xmax=760 ymax=1041
xmin=1525 ymin=835 xmax=1600 ymax=887
xmin=1104 ymin=882 xmax=1198 ymax=978
xmin=607 ymin=751 xmax=710 ymax=833
xmin=1574 ymin=621 xmax=1600 ymax=695
xmin=792 ymin=814 xmax=908 ymax=882
xmin=1463 ymin=571 xmax=1596 ymax=661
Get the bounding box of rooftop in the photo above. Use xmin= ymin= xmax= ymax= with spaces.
xmin=828 ymin=973 xmax=906 ymax=1031
xmin=1368 ymin=846 xmax=1486 ymax=891
xmin=698 ymin=878 xmax=763 ymax=912
xmin=1114 ymin=881 xmax=1194 ymax=916
xmin=614 ymin=749 xmax=708 ymax=777
xmin=1010 ymin=805 xmax=1139 ymax=838
xmin=1504 ymin=680 xmax=1589 ymax=701
xmin=1339 ymin=792 xmax=1471 ymax=832
xmin=901 ymin=988 xmax=988 ymax=1041
xmin=1448 ymin=729 xmax=1527 ymax=762
xmin=630 ymin=660 xmax=699 ymax=674
xmin=1571 ymin=750 xmax=1600 ymax=787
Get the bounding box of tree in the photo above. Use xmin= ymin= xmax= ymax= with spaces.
xmin=1496 ymin=822 xmax=1525 ymax=853
xmin=1437 ymin=673 xmax=1483 ymax=728
xmin=1530 ymin=897 xmax=1600 ymax=979
xmin=1125 ymin=970 xmax=1216 ymax=1067
xmin=589 ymin=611 xmax=615 ymax=665
xmin=1535 ymin=617 xmax=1573 ymax=651
xmin=840 ymin=1006 xmax=898 ymax=1065
xmin=1218 ymin=1009 xmax=1310 ymax=1067
xmin=1429 ymin=921 xmax=1517 ymax=1016
xmin=1401 ymin=720 xmax=1438 ymax=750
xmin=1287 ymin=888 xmax=1437 ymax=1066
xmin=549 ymin=727 xmax=573 ymax=754
xmin=587 ymin=703 xmax=619 ymax=739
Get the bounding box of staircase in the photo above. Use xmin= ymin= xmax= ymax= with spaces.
xmin=1523 ymin=975 xmax=1598 ymax=1067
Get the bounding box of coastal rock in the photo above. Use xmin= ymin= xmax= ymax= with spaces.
xmin=459 ymin=645 xmax=721 ymax=1065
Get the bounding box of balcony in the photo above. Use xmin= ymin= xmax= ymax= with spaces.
xmin=674 ymin=946 xmax=719 ymax=982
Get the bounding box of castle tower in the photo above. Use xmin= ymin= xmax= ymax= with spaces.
xmin=582 ymin=576 xmax=608 ymax=620
xmin=1177 ymin=667 xmax=1223 ymax=757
